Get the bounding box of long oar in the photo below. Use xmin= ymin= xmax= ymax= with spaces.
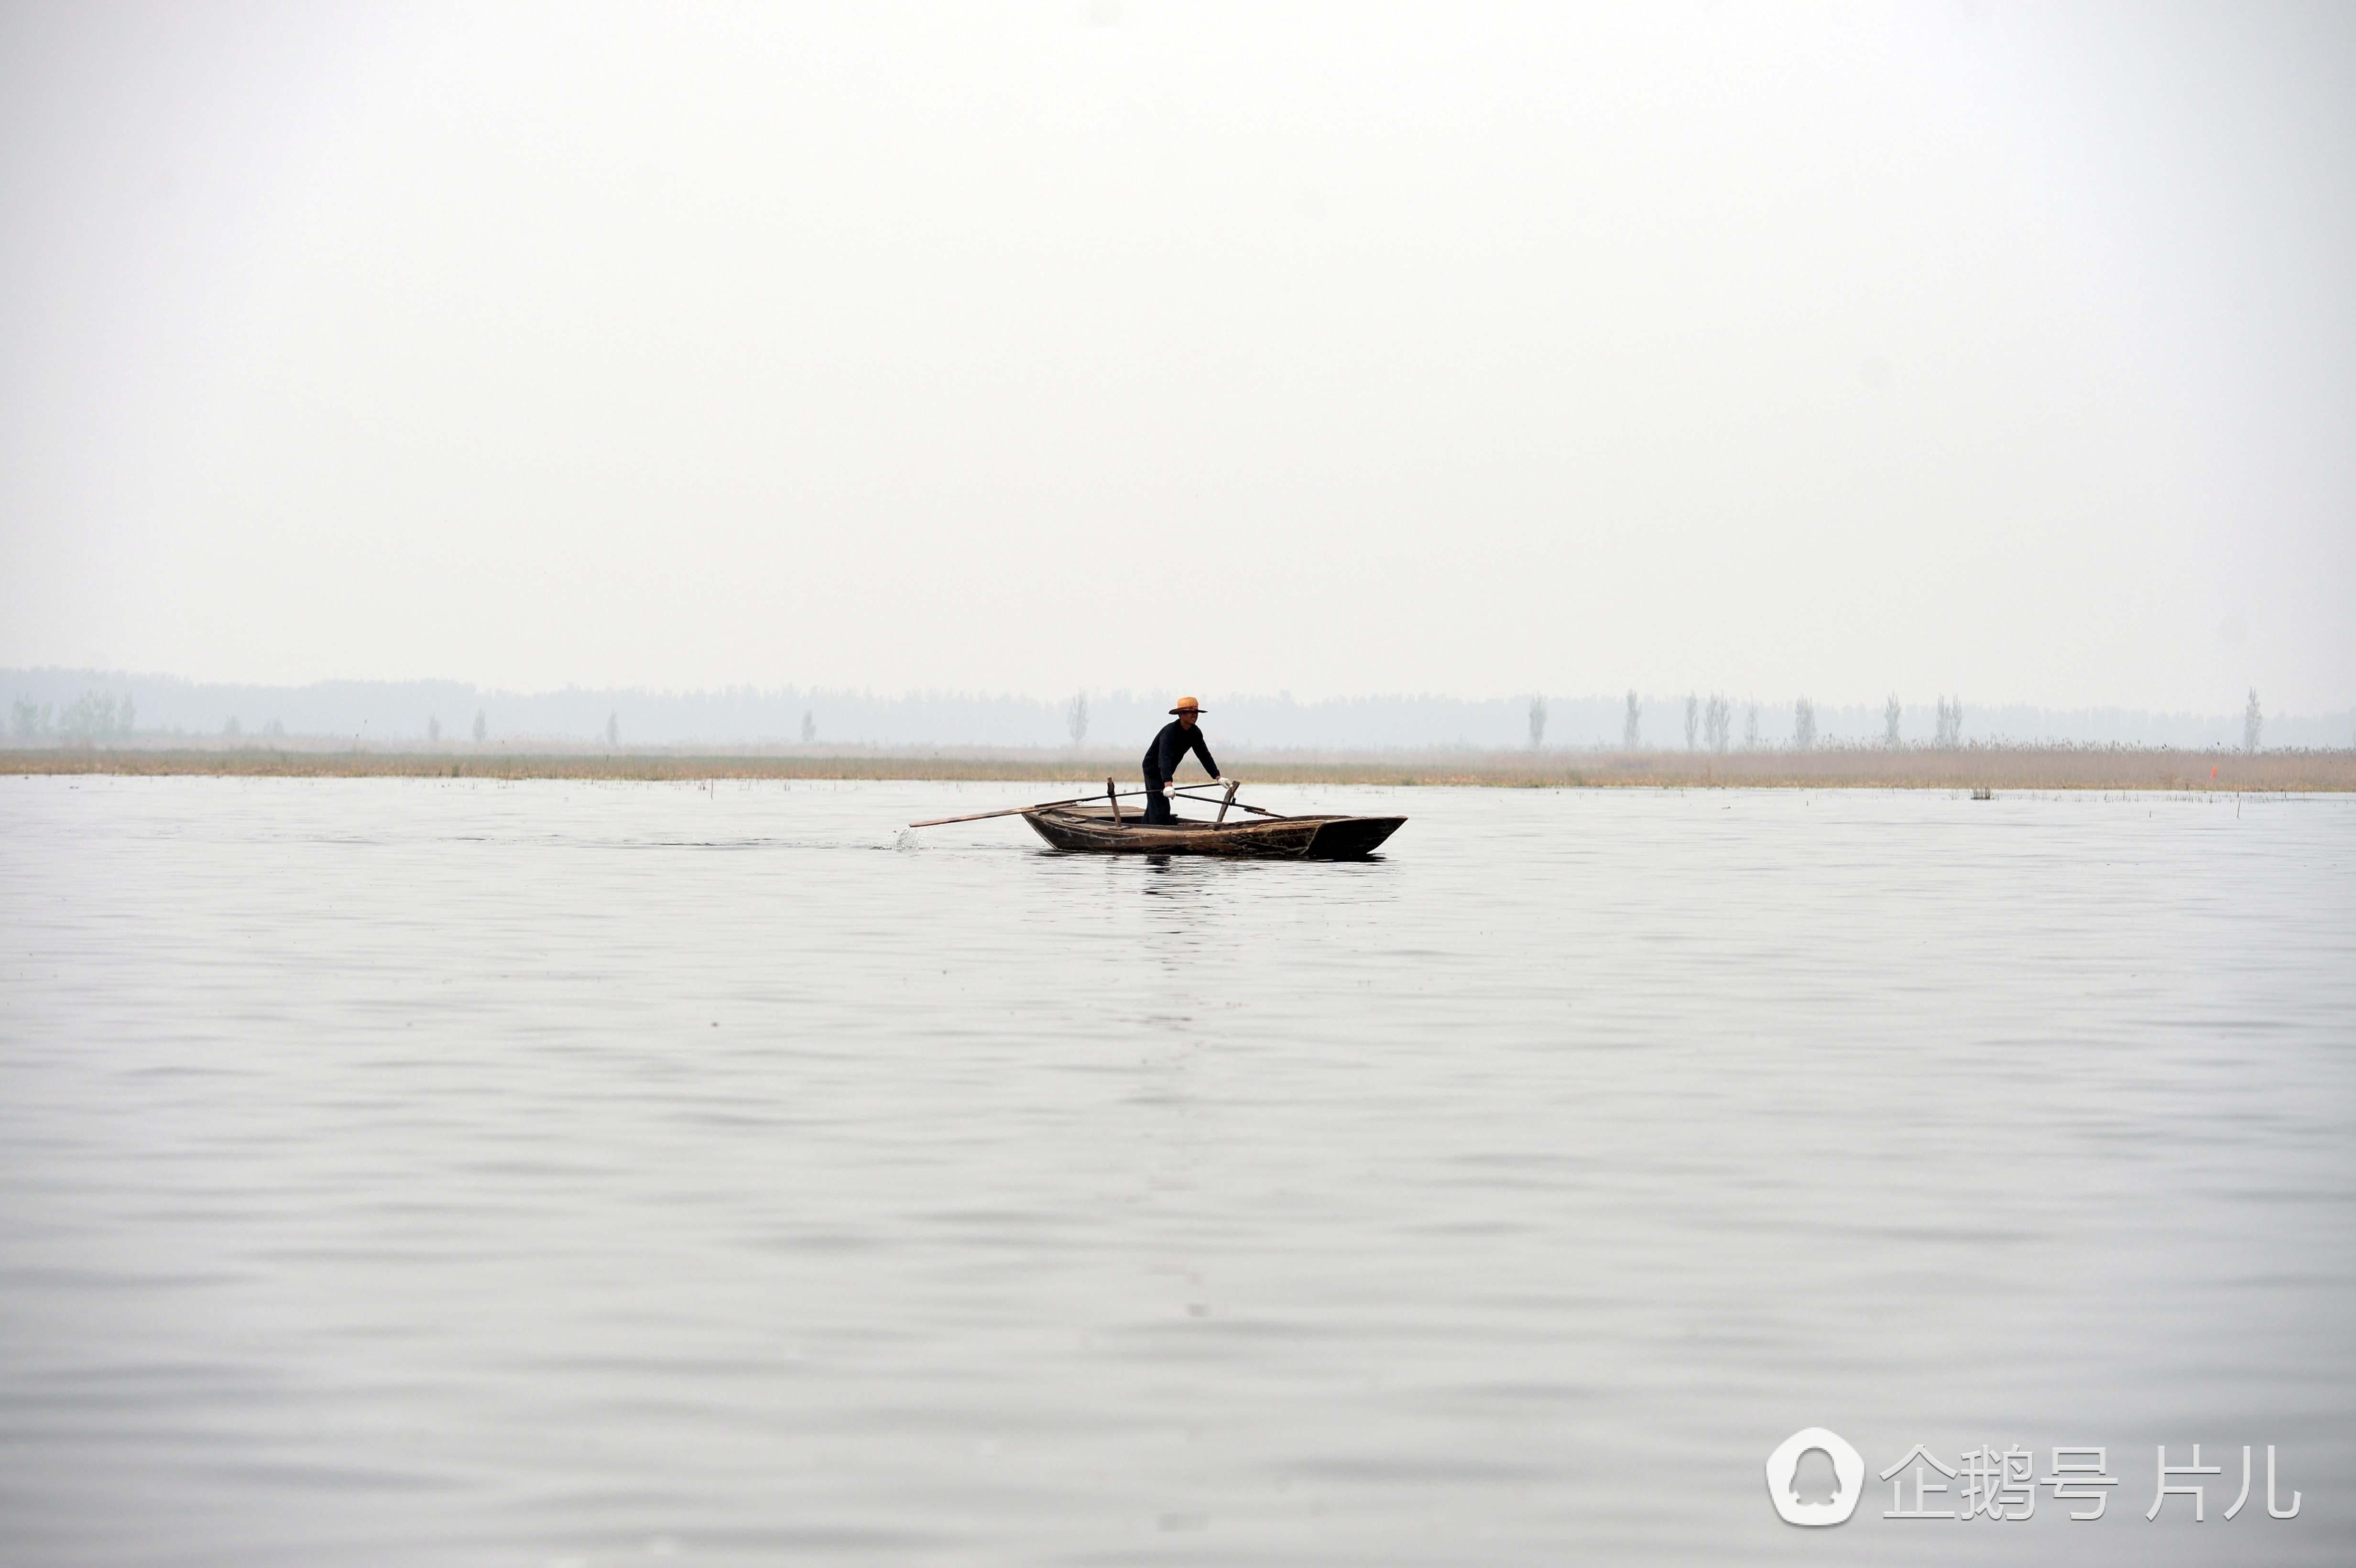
xmin=908 ymin=784 xmax=1160 ymax=828
xmin=1171 ymin=785 xmax=1278 ymax=818
xmin=909 ymin=780 xmax=1268 ymax=829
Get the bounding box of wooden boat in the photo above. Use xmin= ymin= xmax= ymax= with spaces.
xmin=906 ymin=781 xmax=1404 ymax=859
xmin=1021 ymin=800 xmax=1405 ymax=859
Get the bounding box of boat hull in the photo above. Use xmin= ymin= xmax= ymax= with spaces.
xmin=1022 ymin=804 xmax=1403 ymax=859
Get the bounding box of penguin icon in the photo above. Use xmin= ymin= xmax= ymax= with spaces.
xmin=1767 ymin=1428 xmax=1865 ymax=1526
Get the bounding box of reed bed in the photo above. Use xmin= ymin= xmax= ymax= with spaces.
xmin=10 ymin=745 xmax=2354 ymax=791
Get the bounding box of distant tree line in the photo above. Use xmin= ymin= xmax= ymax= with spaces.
xmin=12 ymin=691 xmax=136 ymax=741
xmin=3 ymin=670 xmax=2330 ymax=751
xmin=1585 ymin=688 xmax=2291 ymax=752
xmin=1616 ymin=691 xmax=1984 ymax=751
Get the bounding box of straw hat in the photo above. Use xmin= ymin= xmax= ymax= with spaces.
xmin=1168 ymin=697 xmax=1204 ymax=715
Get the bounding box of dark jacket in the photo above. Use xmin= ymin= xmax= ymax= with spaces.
xmin=1142 ymin=720 xmax=1220 ymax=791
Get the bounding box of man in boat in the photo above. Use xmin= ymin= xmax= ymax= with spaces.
xmin=1141 ymin=697 xmax=1226 ymax=824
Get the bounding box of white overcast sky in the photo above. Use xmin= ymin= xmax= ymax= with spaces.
xmin=2 ymin=0 xmax=2350 ymax=709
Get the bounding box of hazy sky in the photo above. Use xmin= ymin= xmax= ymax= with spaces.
xmin=2 ymin=0 xmax=2350 ymax=709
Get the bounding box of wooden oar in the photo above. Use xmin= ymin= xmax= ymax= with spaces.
xmin=908 ymin=785 xmax=1159 ymax=828
xmin=908 ymin=780 xmax=1270 ymax=828
xmin=1172 ymin=785 xmax=1278 ymax=818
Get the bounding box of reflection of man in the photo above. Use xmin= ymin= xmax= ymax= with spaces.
xmin=1140 ymin=697 xmax=1225 ymax=825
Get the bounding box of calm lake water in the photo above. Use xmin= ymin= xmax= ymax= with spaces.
xmin=2 ymin=776 xmax=2351 ymax=1566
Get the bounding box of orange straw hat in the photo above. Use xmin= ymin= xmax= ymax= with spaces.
xmin=1168 ymin=697 xmax=1204 ymax=715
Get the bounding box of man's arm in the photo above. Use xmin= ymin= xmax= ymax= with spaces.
xmin=1189 ymin=730 xmax=1221 ymax=780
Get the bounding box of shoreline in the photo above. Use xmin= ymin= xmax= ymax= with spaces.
xmin=8 ymin=746 xmax=2353 ymax=792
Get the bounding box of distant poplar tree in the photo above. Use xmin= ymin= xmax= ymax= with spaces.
xmin=59 ymin=692 xmax=125 ymax=740
xmin=2244 ymin=689 xmax=2262 ymax=754
xmin=224 ymin=715 xmax=241 ymax=739
xmin=428 ymin=716 xmax=441 ymax=743
xmin=472 ymin=709 xmax=487 ymax=743
xmin=1703 ymin=693 xmax=1730 ymax=752
xmin=801 ymin=710 xmax=817 ymax=744
xmin=1793 ymin=698 xmax=1816 ymax=751
xmin=605 ymin=712 xmax=619 ymax=748
xmin=1684 ymin=694 xmax=1700 ymax=751
xmin=1744 ymin=701 xmax=1759 ymax=750
xmin=1934 ymin=696 xmax=1962 ymax=748
xmin=1623 ymin=690 xmax=1641 ymax=750
xmin=1527 ymin=695 xmax=1548 ymax=750
xmin=1884 ymin=694 xmax=1902 ymax=748
xmin=1067 ymin=693 xmax=1089 ymax=747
